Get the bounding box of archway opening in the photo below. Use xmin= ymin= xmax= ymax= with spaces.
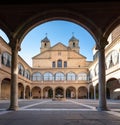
xmin=66 ymin=87 xmax=76 ymax=99
xmin=32 ymin=86 xmax=41 ymax=99
xmin=106 ymin=78 xmax=120 ymax=100
xmin=43 ymin=87 xmax=53 ymax=99
xmin=19 ymin=20 xmax=95 ymax=67
xmin=78 ymin=86 xmax=88 ymax=99
xmin=1 ymin=78 xmax=11 ymax=99
xmin=55 ymin=87 xmax=64 ymax=98
xmin=18 ymin=83 xmax=24 ymax=99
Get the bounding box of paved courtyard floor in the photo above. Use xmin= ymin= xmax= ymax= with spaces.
xmin=0 ymin=99 xmax=120 ymax=125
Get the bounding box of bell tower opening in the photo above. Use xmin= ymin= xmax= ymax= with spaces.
xmin=68 ymin=34 xmax=80 ymax=53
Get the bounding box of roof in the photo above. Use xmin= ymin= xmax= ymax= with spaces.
xmin=69 ymin=36 xmax=79 ymax=42
xmin=41 ymin=36 xmax=50 ymax=42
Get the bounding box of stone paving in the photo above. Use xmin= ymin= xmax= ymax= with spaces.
xmin=0 ymin=99 xmax=120 ymax=125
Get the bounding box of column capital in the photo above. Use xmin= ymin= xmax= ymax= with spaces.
xmin=9 ymin=37 xmax=21 ymax=51
xmin=96 ymin=36 xmax=108 ymax=50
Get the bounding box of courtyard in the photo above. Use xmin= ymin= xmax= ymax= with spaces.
xmin=0 ymin=99 xmax=120 ymax=125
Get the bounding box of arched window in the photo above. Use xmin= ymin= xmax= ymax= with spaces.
xmin=64 ymin=61 xmax=67 ymax=67
xmin=78 ymin=73 xmax=87 ymax=80
xmin=1 ymin=52 xmax=11 ymax=67
xmin=52 ymin=61 xmax=56 ymax=68
xmin=106 ymin=50 xmax=119 ymax=69
xmin=24 ymin=70 xmax=30 ymax=80
xmin=44 ymin=42 xmax=47 ymax=47
xmin=18 ymin=63 xmax=24 ymax=76
xmin=67 ymin=72 xmax=76 ymax=80
xmin=55 ymin=72 xmax=64 ymax=80
xmin=32 ymin=72 xmax=42 ymax=81
xmin=57 ymin=60 xmax=62 ymax=68
xmin=89 ymin=70 xmax=93 ymax=80
xmin=73 ymin=42 xmax=75 ymax=47
xmin=94 ymin=63 xmax=98 ymax=76
xmin=44 ymin=72 xmax=53 ymax=81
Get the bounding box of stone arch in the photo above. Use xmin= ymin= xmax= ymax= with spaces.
xmin=32 ymin=86 xmax=41 ymax=99
xmin=25 ymin=85 xmax=30 ymax=99
xmin=0 ymin=21 xmax=11 ymax=41
xmin=96 ymin=83 xmax=99 ymax=99
xmin=13 ymin=9 xmax=100 ymax=46
xmin=78 ymin=86 xmax=88 ymax=99
xmin=43 ymin=72 xmax=53 ymax=81
xmin=66 ymin=72 xmax=76 ymax=80
xmin=1 ymin=51 xmax=11 ymax=67
xmin=18 ymin=82 xmax=24 ymax=99
xmin=54 ymin=72 xmax=65 ymax=81
xmin=89 ymin=84 xmax=94 ymax=99
xmin=106 ymin=78 xmax=120 ymax=99
xmin=32 ymin=72 xmax=42 ymax=81
xmin=43 ymin=86 xmax=53 ymax=98
xmin=1 ymin=78 xmax=11 ymax=99
xmin=66 ymin=86 xmax=76 ymax=99
xmin=55 ymin=86 xmax=64 ymax=98
xmin=103 ymin=18 xmax=120 ymax=39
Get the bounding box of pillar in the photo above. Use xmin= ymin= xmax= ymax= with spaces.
xmin=41 ymin=88 xmax=43 ymax=99
xmin=0 ymin=50 xmax=1 ymax=99
xmin=64 ymin=88 xmax=66 ymax=98
xmin=76 ymin=89 xmax=78 ymax=99
xmin=94 ymin=86 xmax=96 ymax=100
xmin=23 ymin=86 xmax=25 ymax=99
xmin=8 ymin=39 xmax=20 ymax=111
xmin=53 ymin=89 xmax=55 ymax=98
xmin=87 ymin=86 xmax=90 ymax=99
xmin=96 ymin=37 xmax=108 ymax=111
xmin=0 ymin=79 xmax=1 ymax=99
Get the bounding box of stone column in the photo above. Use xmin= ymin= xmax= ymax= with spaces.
xmin=94 ymin=86 xmax=96 ymax=100
xmin=8 ymin=39 xmax=20 ymax=111
xmin=41 ymin=88 xmax=43 ymax=99
xmin=0 ymin=49 xmax=1 ymax=68
xmin=0 ymin=79 xmax=1 ymax=99
xmin=87 ymin=86 xmax=90 ymax=99
xmin=23 ymin=87 xmax=25 ymax=99
xmin=96 ymin=37 xmax=108 ymax=111
xmin=53 ymin=89 xmax=55 ymax=98
xmin=76 ymin=89 xmax=78 ymax=99
xmin=64 ymin=88 xmax=66 ymax=98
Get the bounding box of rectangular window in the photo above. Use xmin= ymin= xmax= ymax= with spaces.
xmin=64 ymin=61 xmax=67 ymax=67
xmin=52 ymin=61 xmax=55 ymax=68
xmin=58 ymin=60 xmax=62 ymax=67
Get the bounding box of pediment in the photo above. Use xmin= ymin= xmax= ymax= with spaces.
xmin=51 ymin=42 xmax=68 ymax=51
xmin=32 ymin=51 xmax=50 ymax=59
xmin=68 ymin=51 xmax=86 ymax=59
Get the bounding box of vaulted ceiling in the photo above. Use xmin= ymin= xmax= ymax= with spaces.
xmin=0 ymin=1 xmax=120 ymax=44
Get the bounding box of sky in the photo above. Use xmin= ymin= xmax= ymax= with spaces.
xmin=0 ymin=20 xmax=95 ymax=67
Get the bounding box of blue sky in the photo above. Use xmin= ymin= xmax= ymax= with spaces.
xmin=0 ymin=20 xmax=95 ymax=66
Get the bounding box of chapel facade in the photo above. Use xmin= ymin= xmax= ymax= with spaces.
xmin=0 ymin=25 xmax=120 ymax=100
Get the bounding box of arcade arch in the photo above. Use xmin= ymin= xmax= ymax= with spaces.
xmin=18 ymin=83 xmax=24 ymax=99
xmin=0 ymin=4 xmax=119 ymax=111
xmin=32 ymin=86 xmax=41 ymax=99
xmin=106 ymin=78 xmax=120 ymax=99
xmin=25 ymin=85 xmax=30 ymax=99
xmin=78 ymin=86 xmax=88 ymax=99
xmin=66 ymin=86 xmax=76 ymax=99
xmin=55 ymin=87 xmax=64 ymax=98
xmin=1 ymin=78 xmax=11 ymax=99
xmin=43 ymin=86 xmax=53 ymax=98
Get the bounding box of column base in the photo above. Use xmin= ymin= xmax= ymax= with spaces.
xmin=96 ymin=106 xmax=110 ymax=111
xmin=8 ymin=105 xmax=19 ymax=111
